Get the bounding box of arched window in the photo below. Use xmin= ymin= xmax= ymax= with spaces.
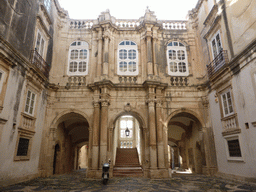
xmin=117 ymin=41 xmax=138 ymax=76
xmin=68 ymin=41 xmax=89 ymax=76
xmin=167 ymin=41 xmax=189 ymax=76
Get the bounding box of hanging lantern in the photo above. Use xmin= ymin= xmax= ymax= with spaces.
xmin=125 ymin=127 xmax=130 ymax=137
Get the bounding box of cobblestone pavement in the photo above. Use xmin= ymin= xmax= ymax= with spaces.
xmin=1 ymin=170 xmax=256 ymax=192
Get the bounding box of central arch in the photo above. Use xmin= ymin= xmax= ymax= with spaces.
xmin=109 ymin=110 xmax=147 ymax=177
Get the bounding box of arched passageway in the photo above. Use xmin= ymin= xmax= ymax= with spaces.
xmin=167 ymin=112 xmax=206 ymax=174
xmin=111 ymin=114 xmax=145 ymax=177
xmin=53 ymin=112 xmax=90 ymax=174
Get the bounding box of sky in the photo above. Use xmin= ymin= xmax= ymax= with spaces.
xmin=58 ymin=0 xmax=199 ymax=20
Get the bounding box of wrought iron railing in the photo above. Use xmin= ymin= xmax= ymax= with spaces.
xmin=30 ymin=50 xmax=50 ymax=78
xmin=207 ymin=50 xmax=229 ymax=78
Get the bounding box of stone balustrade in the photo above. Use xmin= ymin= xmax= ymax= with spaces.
xmin=170 ymin=76 xmax=189 ymax=86
xmin=221 ymin=114 xmax=238 ymax=130
xmin=120 ymin=141 xmax=133 ymax=148
xmin=69 ymin=19 xmax=94 ymax=29
xmin=65 ymin=76 xmax=86 ymax=89
xmin=69 ymin=18 xmax=187 ymax=30
xmin=160 ymin=20 xmax=187 ymax=30
xmin=118 ymin=76 xmax=137 ymax=84
xmin=115 ymin=20 xmax=141 ymax=28
xmin=20 ymin=113 xmax=36 ymax=130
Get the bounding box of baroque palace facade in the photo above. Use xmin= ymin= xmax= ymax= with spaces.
xmin=0 ymin=0 xmax=256 ymax=185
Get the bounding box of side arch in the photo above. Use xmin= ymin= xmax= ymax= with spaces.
xmin=166 ymin=108 xmax=205 ymax=128
xmin=49 ymin=109 xmax=92 ymax=130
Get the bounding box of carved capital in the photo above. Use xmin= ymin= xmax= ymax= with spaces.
xmin=156 ymin=99 xmax=163 ymax=108
xmin=93 ymin=101 xmax=100 ymax=107
xmin=146 ymin=99 xmax=156 ymax=106
xmin=100 ymin=99 xmax=110 ymax=107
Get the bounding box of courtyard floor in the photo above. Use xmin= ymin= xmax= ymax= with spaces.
xmin=1 ymin=170 xmax=256 ymax=192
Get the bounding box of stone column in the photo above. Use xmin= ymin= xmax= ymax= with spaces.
xmin=143 ymin=127 xmax=150 ymax=175
xmin=99 ymin=96 xmax=109 ymax=166
xmin=47 ymin=128 xmax=57 ymax=176
xmin=156 ymin=99 xmax=165 ymax=168
xmin=88 ymin=128 xmax=93 ymax=168
xmin=203 ymin=127 xmax=217 ymax=175
xmin=96 ymin=28 xmax=103 ymax=78
xmin=103 ymin=36 xmax=109 ymax=76
xmin=147 ymin=87 xmax=157 ymax=169
xmin=91 ymin=90 xmax=100 ymax=170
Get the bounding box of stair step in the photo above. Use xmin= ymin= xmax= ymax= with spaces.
xmin=114 ymin=148 xmax=143 ymax=177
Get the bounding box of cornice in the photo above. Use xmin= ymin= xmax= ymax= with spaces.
xmin=36 ymin=15 xmax=52 ymax=39
xmin=142 ymin=80 xmax=168 ymax=89
xmin=39 ymin=3 xmax=52 ymax=25
xmin=203 ymin=15 xmax=221 ymax=40
xmin=53 ymin=0 xmax=69 ymax=18
xmin=0 ymin=35 xmax=29 ymax=68
xmin=203 ymin=5 xmax=218 ymax=26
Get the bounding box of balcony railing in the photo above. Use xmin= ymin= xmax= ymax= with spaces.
xmin=20 ymin=112 xmax=36 ymax=130
xmin=170 ymin=76 xmax=189 ymax=86
xmin=207 ymin=50 xmax=229 ymax=78
xmin=30 ymin=50 xmax=50 ymax=78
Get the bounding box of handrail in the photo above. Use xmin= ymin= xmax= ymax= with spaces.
xmin=207 ymin=50 xmax=229 ymax=78
xmin=30 ymin=50 xmax=50 ymax=78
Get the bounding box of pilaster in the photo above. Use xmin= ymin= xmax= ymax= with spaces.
xmin=96 ymin=28 xmax=103 ymax=78
xmin=146 ymin=25 xmax=153 ymax=77
xmin=103 ymin=35 xmax=109 ymax=76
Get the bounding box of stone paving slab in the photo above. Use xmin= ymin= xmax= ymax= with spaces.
xmin=1 ymin=171 xmax=256 ymax=192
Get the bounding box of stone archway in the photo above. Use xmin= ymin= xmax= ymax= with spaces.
xmin=109 ymin=111 xmax=147 ymax=177
xmin=167 ymin=110 xmax=206 ymax=174
xmin=48 ymin=111 xmax=90 ymax=175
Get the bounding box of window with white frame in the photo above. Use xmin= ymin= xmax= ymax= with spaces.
xmin=117 ymin=40 xmax=138 ymax=76
xmin=68 ymin=41 xmax=89 ymax=76
xmin=44 ymin=0 xmax=51 ymax=12
xmin=224 ymin=135 xmax=243 ymax=161
xmin=120 ymin=117 xmax=133 ymax=139
xmin=24 ymin=90 xmax=36 ymax=116
xmin=35 ymin=31 xmax=45 ymax=57
xmin=167 ymin=41 xmax=189 ymax=76
xmin=221 ymin=90 xmax=234 ymax=117
xmin=211 ymin=31 xmax=223 ymax=59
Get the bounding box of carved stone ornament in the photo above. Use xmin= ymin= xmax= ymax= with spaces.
xmin=124 ymin=103 xmax=131 ymax=112
xmin=201 ymin=96 xmax=209 ymax=107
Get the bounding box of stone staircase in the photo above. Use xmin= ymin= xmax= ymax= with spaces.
xmin=113 ymin=148 xmax=143 ymax=177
